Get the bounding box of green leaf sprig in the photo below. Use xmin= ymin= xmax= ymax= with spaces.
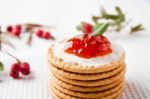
xmin=92 ymin=6 xmax=126 ymax=31
xmin=93 ymin=23 xmax=109 ymax=36
xmin=77 ymin=6 xmax=145 ymax=34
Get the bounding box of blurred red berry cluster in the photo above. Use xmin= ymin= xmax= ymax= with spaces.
xmin=10 ymin=62 xmax=30 ymax=79
xmin=35 ymin=29 xmax=54 ymax=39
xmin=6 ymin=24 xmax=55 ymax=40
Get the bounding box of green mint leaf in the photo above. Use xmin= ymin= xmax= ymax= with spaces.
xmin=93 ymin=23 xmax=109 ymax=36
xmin=93 ymin=23 xmax=103 ymax=31
xmin=0 ymin=62 xmax=4 ymax=72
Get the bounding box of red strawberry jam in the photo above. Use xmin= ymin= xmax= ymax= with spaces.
xmin=64 ymin=34 xmax=112 ymax=59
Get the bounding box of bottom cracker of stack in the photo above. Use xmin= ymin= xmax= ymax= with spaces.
xmin=49 ymin=65 xmax=126 ymax=99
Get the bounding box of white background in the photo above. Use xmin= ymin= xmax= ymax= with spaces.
xmin=0 ymin=0 xmax=150 ymax=99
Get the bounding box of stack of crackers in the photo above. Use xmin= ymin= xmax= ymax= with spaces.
xmin=48 ymin=48 xmax=126 ymax=99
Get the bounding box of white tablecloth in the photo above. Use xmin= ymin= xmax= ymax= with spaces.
xmin=0 ymin=0 xmax=150 ymax=99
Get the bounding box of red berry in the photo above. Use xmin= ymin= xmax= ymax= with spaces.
xmin=10 ymin=63 xmax=20 ymax=72
xmin=10 ymin=70 xmax=19 ymax=79
xmin=36 ymin=29 xmax=44 ymax=37
xmin=83 ymin=23 xmax=93 ymax=34
xmin=12 ymin=25 xmax=22 ymax=36
xmin=16 ymin=25 xmax=21 ymax=31
xmin=43 ymin=32 xmax=51 ymax=39
xmin=20 ymin=62 xmax=30 ymax=75
xmin=10 ymin=63 xmax=20 ymax=79
xmin=13 ymin=30 xmax=21 ymax=36
xmin=7 ymin=25 xmax=13 ymax=32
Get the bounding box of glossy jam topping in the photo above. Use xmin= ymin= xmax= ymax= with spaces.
xmin=64 ymin=34 xmax=112 ymax=59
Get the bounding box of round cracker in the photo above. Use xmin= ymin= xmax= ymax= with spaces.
xmin=50 ymin=90 xmax=123 ymax=99
xmin=48 ymin=48 xmax=125 ymax=74
xmin=51 ymin=74 xmax=124 ymax=92
xmin=50 ymin=83 xmax=124 ymax=99
xmin=49 ymin=62 xmax=125 ymax=80
xmin=51 ymin=66 xmax=126 ymax=87
xmin=51 ymin=78 xmax=124 ymax=98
